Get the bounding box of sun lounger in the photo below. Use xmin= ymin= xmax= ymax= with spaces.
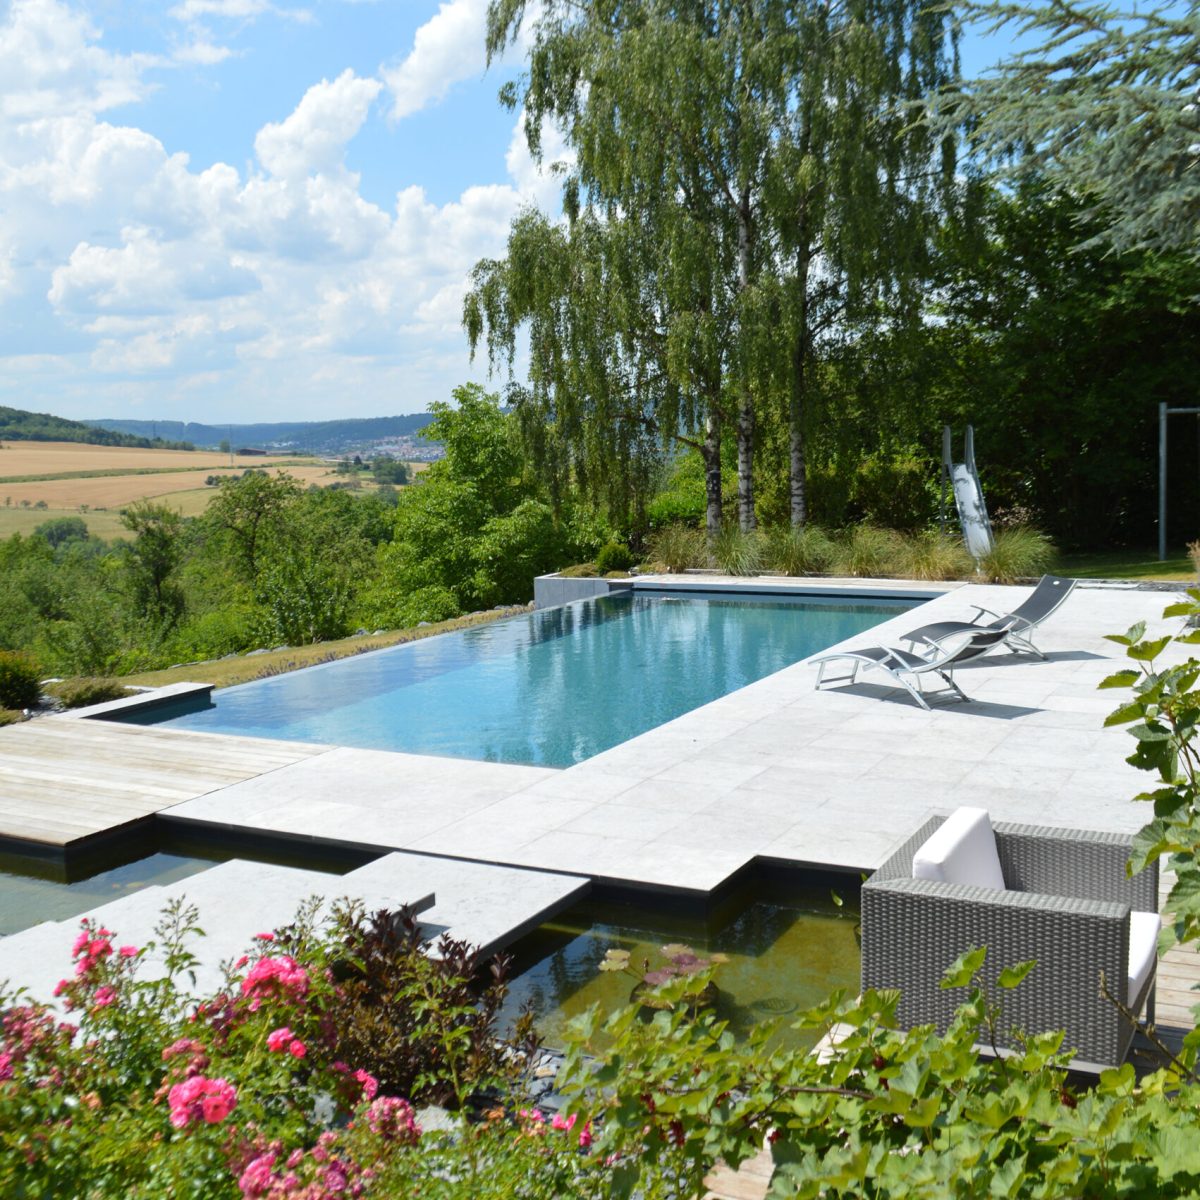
xmin=902 ymin=574 xmax=1077 ymax=662
xmin=812 ymin=628 xmax=1007 ymax=710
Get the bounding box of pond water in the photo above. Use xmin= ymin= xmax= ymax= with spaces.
xmin=499 ymin=892 xmax=861 ymax=1051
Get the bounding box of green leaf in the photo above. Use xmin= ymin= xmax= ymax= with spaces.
xmin=1098 ymin=669 xmax=1141 ymax=690
xmin=1129 ymin=722 xmax=1171 ymax=742
xmin=1162 ymin=602 xmax=1197 ymax=618
xmin=1128 ymin=637 xmax=1172 ymax=662
xmin=941 ymin=947 xmax=986 ymax=989
xmin=998 ymin=960 xmax=1037 ymax=989
xmin=1105 ymin=701 xmax=1146 ymax=727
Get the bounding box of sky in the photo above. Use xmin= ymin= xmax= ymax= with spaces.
xmin=0 ymin=0 xmax=1017 ymax=425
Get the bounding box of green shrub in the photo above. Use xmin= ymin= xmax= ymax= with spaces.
xmin=556 ymin=562 xmax=599 ymax=578
xmin=395 ymin=585 xmax=462 ymax=626
xmin=850 ymin=448 xmax=937 ymax=532
xmin=45 ymin=677 xmax=133 ymax=709
xmin=0 ymin=709 xmax=22 ymax=727
xmin=709 ymin=526 xmax=763 ymax=576
xmin=829 ymin=524 xmax=907 ymax=577
xmin=895 ymin=531 xmax=975 ymax=581
xmin=978 ymin=526 xmax=1056 ymax=584
xmin=0 ymin=650 xmax=41 ymax=709
xmin=594 ymin=542 xmax=634 ymax=574
xmin=645 ymin=525 xmax=707 ymax=573
xmin=764 ymin=525 xmax=835 ymax=575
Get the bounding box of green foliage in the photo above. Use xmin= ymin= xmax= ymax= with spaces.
xmin=932 ymin=1 xmax=1200 ymax=259
xmin=709 ymin=527 xmax=764 ymax=577
xmin=204 ymin=470 xmax=302 ymax=583
xmin=830 ymin=525 xmax=907 ymax=578
xmin=45 ymin=677 xmax=132 ymax=709
xmin=896 ymin=531 xmax=976 ymax=582
xmin=0 ymin=404 xmax=194 ymax=450
xmin=763 ymin=525 xmax=836 ymax=576
xmin=120 ymin=501 xmax=186 ymax=627
xmin=372 ymin=458 xmax=410 ymax=486
xmin=978 ymin=527 xmax=1057 ymax=584
xmin=33 ymin=516 xmax=89 ymax=549
xmin=594 ymin=542 xmax=635 ymax=575
xmin=0 ymin=649 xmax=40 ymax=709
xmin=644 ymin=525 xmax=708 ymax=574
xmin=1106 ymin=594 xmax=1200 ymax=958
xmin=851 ymin=449 xmax=938 ymax=533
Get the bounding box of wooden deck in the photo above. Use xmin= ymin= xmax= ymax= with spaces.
xmin=0 ymin=718 xmax=328 ymax=849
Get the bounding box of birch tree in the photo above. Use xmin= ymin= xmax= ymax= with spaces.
xmin=478 ymin=0 xmax=958 ymax=531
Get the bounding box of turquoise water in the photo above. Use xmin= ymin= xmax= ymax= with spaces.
xmin=121 ymin=590 xmax=912 ymax=767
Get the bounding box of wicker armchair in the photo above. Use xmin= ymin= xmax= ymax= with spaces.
xmin=861 ymin=814 xmax=1160 ymax=1070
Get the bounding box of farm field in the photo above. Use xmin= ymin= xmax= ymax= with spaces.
xmin=0 ymin=441 xmax=398 ymax=539
xmin=0 ymin=441 xmax=314 ymax=477
xmin=0 ymin=465 xmax=340 ymax=510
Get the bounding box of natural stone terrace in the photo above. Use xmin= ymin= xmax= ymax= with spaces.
xmin=160 ymin=579 xmax=1184 ymax=891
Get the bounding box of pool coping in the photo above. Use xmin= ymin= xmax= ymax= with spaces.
xmin=3 ymin=577 xmax=1191 ymax=901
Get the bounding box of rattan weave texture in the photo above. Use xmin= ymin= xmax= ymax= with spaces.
xmin=861 ymin=816 xmax=1159 ymax=1069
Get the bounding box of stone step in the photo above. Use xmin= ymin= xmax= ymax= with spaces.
xmin=346 ymin=852 xmax=590 ymax=959
xmin=0 ymin=858 xmax=437 ymax=1006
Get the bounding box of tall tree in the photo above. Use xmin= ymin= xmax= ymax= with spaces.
xmin=929 ymin=1 xmax=1200 ymax=259
xmin=481 ymin=0 xmax=958 ymax=531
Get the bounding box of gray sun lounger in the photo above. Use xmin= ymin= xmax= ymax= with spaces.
xmin=902 ymin=574 xmax=1077 ymax=662
xmin=813 ymin=628 xmax=1007 ymax=710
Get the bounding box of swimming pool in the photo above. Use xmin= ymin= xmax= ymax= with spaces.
xmin=118 ymin=590 xmax=914 ymax=768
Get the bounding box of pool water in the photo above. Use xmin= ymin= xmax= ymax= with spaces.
xmin=122 ymin=591 xmax=912 ymax=767
xmin=499 ymin=895 xmax=860 ymax=1050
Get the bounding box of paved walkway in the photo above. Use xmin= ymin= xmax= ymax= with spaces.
xmin=165 ymin=581 xmax=1191 ymax=894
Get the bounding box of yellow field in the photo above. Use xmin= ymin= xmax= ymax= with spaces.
xmin=0 ymin=440 xmax=307 ymax=476
xmin=0 ymin=440 xmax=411 ymax=539
xmin=0 ymin=465 xmax=343 ymax=510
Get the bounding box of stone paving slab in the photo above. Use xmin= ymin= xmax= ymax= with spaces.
xmin=157 ymin=582 xmax=1193 ymax=895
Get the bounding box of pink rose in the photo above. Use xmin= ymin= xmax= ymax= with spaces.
xmin=266 ymin=1027 xmax=294 ymax=1053
xmin=92 ymin=986 xmax=116 ymax=1009
xmin=118 ymin=945 xmax=137 ymax=958
xmin=287 ymin=1039 xmax=306 ymax=1060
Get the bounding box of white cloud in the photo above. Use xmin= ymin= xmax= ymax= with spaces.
xmin=0 ymin=0 xmax=156 ymax=119
xmin=380 ymin=0 xmax=489 ymax=122
xmin=0 ymin=1 xmax=555 ymax=415
xmin=254 ymin=69 xmax=381 ymax=179
xmin=170 ymin=0 xmax=311 ymax=23
xmin=173 ymin=39 xmax=235 ymax=66
xmin=505 ymin=107 xmax=572 ymax=211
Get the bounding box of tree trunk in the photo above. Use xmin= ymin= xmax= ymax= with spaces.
xmin=736 ymin=186 xmax=756 ymax=532
xmin=790 ymin=250 xmax=811 ymax=529
xmin=703 ymin=414 xmax=722 ymax=538
xmin=736 ymin=393 xmax=755 ymax=532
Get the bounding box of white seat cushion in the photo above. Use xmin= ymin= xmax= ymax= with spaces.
xmin=912 ymin=807 xmax=1006 ymax=892
xmin=1128 ymin=910 xmax=1161 ymax=1004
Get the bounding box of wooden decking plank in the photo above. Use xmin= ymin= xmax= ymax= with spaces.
xmin=0 ymin=760 xmax=204 ymax=801
xmin=0 ymin=717 xmax=327 ymax=848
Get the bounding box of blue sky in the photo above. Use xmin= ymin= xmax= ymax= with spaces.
xmin=0 ymin=1 xmax=1018 ymax=424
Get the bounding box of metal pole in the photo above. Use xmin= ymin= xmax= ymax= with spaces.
xmin=1159 ymin=401 xmax=1168 ymax=562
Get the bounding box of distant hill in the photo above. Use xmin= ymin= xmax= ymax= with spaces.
xmin=86 ymin=414 xmax=437 ymax=456
xmin=0 ymin=406 xmax=194 ymax=451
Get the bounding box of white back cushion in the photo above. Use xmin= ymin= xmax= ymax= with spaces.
xmin=1127 ymin=910 xmax=1161 ymax=1003
xmin=912 ymin=807 xmax=1006 ymax=891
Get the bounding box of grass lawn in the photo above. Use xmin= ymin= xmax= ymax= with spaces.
xmin=122 ymin=606 xmax=530 ymax=690
xmin=1059 ymin=549 xmax=1199 ymax=582
xmin=0 ymin=506 xmax=128 ymax=540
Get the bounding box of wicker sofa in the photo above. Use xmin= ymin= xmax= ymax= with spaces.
xmin=861 ymin=812 xmax=1160 ymax=1070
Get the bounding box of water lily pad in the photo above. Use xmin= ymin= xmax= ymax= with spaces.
xmin=660 ymin=943 xmax=694 ymax=958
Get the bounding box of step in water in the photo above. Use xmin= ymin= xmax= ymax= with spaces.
xmin=0 ymin=853 xmax=588 ymax=1007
